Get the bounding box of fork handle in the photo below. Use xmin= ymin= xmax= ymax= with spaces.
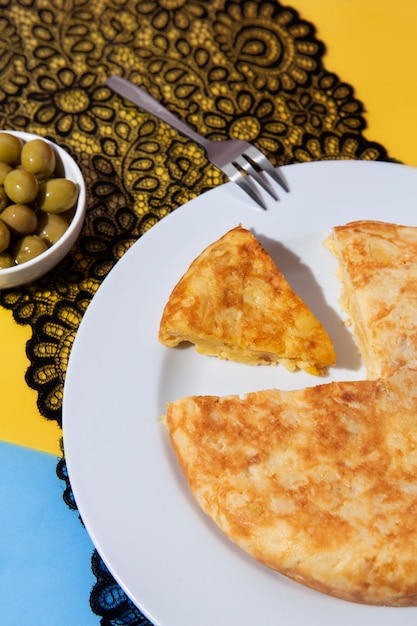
xmin=106 ymin=75 xmax=210 ymax=149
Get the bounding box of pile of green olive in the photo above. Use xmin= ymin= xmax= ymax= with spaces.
xmin=0 ymin=132 xmax=79 ymax=269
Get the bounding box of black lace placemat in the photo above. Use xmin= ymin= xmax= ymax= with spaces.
xmin=0 ymin=1 xmax=394 ymax=624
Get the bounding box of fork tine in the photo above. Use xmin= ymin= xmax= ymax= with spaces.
xmin=222 ymin=163 xmax=268 ymax=210
xmin=233 ymin=155 xmax=279 ymax=200
xmin=244 ymin=146 xmax=290 ymax=193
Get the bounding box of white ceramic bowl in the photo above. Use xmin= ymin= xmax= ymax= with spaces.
xmin=0 ymin=130 xmax=86 ymax=289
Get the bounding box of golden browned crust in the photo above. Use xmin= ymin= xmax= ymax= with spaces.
xmin=163 ymin=220 xmax=417 ymax=606
xmin=326 ymin=220 xmax=417 ymax=378
xmin=166 ymin=374 xmax=417 ymax=606
xmin=159 ymin=225 xmax=335 ymax=375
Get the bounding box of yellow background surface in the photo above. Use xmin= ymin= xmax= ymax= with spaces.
xmin=292 ymin=0 xmax=417 ymax=166
xmin=0 ymin=308 xmax=61 ymax=455
xmin=1 ymin=0 xmax=417 ymax=456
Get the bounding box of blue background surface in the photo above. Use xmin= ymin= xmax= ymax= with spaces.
xmin=0 ymin=441 xmax=98 ymax=625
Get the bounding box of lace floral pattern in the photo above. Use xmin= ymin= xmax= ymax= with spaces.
xmin=0 ymin=0 xmax=393 ymax=624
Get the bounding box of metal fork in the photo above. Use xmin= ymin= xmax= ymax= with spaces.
xmin=106 ymin=75 xmax=289 ymax=210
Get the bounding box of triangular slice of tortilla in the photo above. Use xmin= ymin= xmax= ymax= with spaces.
xmin=325 ymin=220 xmax=417 ymax=379
xmin=159 ymin=225 xmax=335 ymax=375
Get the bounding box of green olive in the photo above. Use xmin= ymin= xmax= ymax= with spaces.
xmin=59 ymin=207 xmax=76 ymax=223
xmin=36 ymin=212 xmax=68 ymax=245
xmin=0 ymin=203 xmax=38 ymax=237
xmin=0 ymin=251 xmax=14 ymax=269
xmin=0 ymin=220 xmax=10 ymax=253
xmin=37 ymin=178 xmax=78 ymax=213
xmin=13 ymin=234 xmax=48 ymax=264
xmin=21 ymin=138 xmax=56 ymax=181
xmin=0 ymin=133 xmax=23 ymax=165
xmin=4 ymin=168 xmax=39 ymax=204
xmin=0 ymin=187 xmax=8 ymax=211
xmin=0 ymin=162 xmax=12 ymax=185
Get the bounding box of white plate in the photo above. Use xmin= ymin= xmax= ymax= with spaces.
xmin=63 ymin=160 xmax=417 ymax=626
